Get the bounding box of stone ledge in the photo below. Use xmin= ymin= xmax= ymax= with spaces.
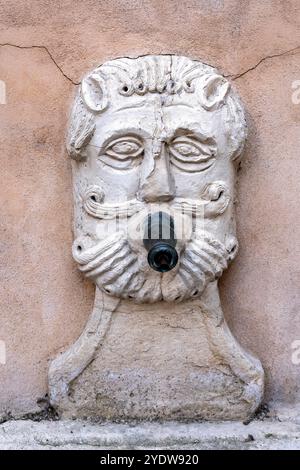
xmin=0 ymin=414 xmax=300 ymax=450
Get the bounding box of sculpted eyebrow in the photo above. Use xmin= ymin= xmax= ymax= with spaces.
xmin=171 ymin=128 xmax=215 ymax=142
xmin=115 ymin=102 xmax=146 ymax=111
xmin=163 ymin=103 xmax=195 ymax=109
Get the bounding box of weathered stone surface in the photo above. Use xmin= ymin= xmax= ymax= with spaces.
xmin=1 ymin=409 xmax=300 ymax=450
xmin=0 ymin=1 xmax=300 ymax=418
xmin=50 ymin=288 xmax=263 ymax=420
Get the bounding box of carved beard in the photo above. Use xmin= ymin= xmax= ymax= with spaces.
xmin=72 ymin=228 xmax=237 ymax=304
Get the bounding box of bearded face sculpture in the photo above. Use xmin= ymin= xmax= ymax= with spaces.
xmin=49 ymin=56 xmax=264 ymax=421
xmin=69 ymin=56 xmax=245 ymax=303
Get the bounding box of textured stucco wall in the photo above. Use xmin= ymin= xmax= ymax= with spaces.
xmin=0 ymin=0 xmax=299 ymax=418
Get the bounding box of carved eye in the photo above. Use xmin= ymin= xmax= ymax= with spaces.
xmin=100 ymin=136 xmax=143 ymax=170
xmin=169 ymin=136 xmax=216 ymax=172
xmin=172 ymin=142 xmax=201 ymax=157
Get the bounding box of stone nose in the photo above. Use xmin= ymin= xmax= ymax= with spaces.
xmin=139 ymin=143 xmax=175 ymax=203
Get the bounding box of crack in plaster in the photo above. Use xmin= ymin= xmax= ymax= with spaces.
xmin=0 ymin=43 xmax=79 ymax=85
xmin=1 ymin=43 xmax=300 ymax=86
xmin=226 ymin=44 xmax=300 ymax=80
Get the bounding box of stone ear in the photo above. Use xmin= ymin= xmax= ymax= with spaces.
xmin=200 ymin=74 xmax=230 ymax=110
xmin=81 ymin=73 xmax=108 ymax=112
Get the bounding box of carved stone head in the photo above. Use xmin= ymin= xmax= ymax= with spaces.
xmin=50 ymin=55 xmax=263 ymax=421
xmin=68 ymin=55 xmax=247 ymax=303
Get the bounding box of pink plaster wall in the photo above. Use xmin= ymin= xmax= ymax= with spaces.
xmin=0 ymin=0 xmax=299 ymax=417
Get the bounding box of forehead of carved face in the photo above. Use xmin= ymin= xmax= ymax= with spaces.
xmin=69 ymin=56 xmax=246 ymax=205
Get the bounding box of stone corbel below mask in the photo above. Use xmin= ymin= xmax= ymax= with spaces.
xmin=49 ymin=55 xmax=264 ymax=421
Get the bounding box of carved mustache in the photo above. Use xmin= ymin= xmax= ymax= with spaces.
xmin=82 ymin=181 xmax=230 ymax=220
